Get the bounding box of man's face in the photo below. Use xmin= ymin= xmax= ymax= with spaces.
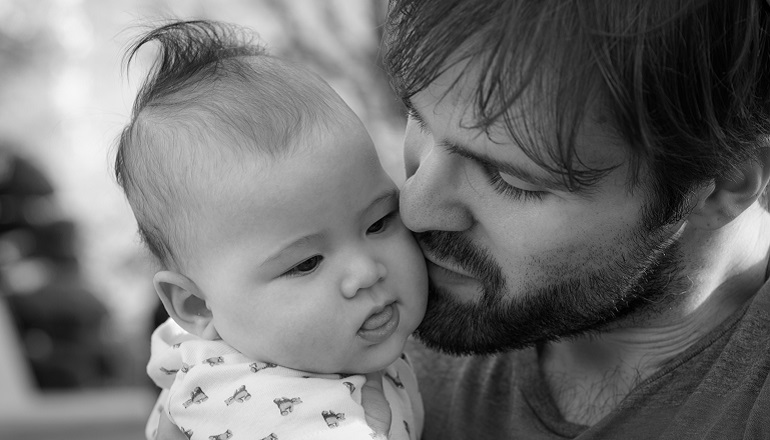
xmin=400 ymin=62 xmax=686 ymax=355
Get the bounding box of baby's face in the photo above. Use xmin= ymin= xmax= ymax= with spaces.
xmin=187 ymin=115 xmax=428 ymax=374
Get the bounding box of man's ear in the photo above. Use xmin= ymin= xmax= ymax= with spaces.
xmin=153 ymin=271 xmax=219 ymax=340
xmin=688 ymin=148 xmax=770 ymax=230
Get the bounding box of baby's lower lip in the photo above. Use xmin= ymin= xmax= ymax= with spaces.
xmin=357 ymin=304 xmax=399 ymax=343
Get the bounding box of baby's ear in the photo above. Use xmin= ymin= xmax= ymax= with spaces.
xmin=153 ymin=271 xmax=219 ymax=340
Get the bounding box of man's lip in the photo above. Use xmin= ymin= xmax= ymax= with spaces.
xmin=426 ymin=260 xmax=478 ymax=285
xmin=421 ymin=252 xmax=475 ymax=279
xmin=357 ymin=303 xmax=399 ymax=343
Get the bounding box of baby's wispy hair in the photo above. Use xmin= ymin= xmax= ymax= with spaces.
xmin=115 ymin=20 xmax=346 ymax=269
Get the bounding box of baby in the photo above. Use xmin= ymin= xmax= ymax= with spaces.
xmin=115 ymin=20 xmax=427 ymax=440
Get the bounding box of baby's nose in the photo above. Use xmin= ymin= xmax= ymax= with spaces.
xmin=341 ymin=257 xmax=387 ymax=298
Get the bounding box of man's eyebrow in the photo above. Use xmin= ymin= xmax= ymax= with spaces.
xmin=441 ymin=141 xmax=570 ymax=192
xmin=406 ymin=98 xmax=595 ymax=194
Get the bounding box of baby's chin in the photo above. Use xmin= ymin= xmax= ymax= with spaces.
xmin=297 ymin=335 xmax=409 ymax=376
xmin=339 ymin=331 xmax=413 ymax=374
xmin=265 ymin=324 xmax=416 ymax=375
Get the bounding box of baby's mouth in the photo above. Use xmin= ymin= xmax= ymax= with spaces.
xmin=357 ymin=303 xmax=399 ymax=343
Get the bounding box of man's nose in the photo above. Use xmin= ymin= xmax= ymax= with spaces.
xmin=400 ymin=146 xmax=474 ymax=233
xmin=341 ymin=254 xmax=387 ymax=298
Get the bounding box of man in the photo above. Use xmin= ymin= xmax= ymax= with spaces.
xmin=155 ymin=1 xmax=770 ymax=438
xmin=384 ymin=0 xmax=770 ymax=438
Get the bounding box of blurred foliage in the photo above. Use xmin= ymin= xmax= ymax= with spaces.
xmin=0 ymin=0 xmax=407 ymax=388
xmin=0 ymin=146 xmax=116 ymax=389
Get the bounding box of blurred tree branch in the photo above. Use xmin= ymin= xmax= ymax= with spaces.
xmin=261 ymin=0 xmax=405 ymax=128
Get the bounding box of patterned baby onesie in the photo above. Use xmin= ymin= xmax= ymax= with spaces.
xmin=147 ymin=319 xmax=423 ymax=440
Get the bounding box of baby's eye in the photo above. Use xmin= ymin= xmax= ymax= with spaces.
xmin=284 ymin=255 xmax=323 ymax=277
xmin=367 ymin=212 xmax=397 ymax=234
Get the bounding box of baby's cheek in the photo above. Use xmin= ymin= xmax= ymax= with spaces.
xmin=280 ymin=325 xmax=353 ymax=372
xmin=292 ymin=317 xmax=347 ymax=351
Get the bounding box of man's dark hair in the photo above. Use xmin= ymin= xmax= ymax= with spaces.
xmin=385 ymin=0 xmax=770 ymax=224
xmin=115 ymin=20 xmax=348 ymax=268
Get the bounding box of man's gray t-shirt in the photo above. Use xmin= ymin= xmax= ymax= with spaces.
xmin=408 ymin=279 xmax=770 ymax=439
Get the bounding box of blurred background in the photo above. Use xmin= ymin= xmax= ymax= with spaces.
xmin=0 ymin=1 xmax=405 ymax=438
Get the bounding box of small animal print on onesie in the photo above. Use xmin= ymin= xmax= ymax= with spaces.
xmin=250 ymin=362 xmax=278 ymax=373
xmin=322 ymin=410 xmax=345 ymax=428
xmin=183 ymin=387 xmax=208 ymax=408
xmin=204 ymin=356 xmax=224 ymax=366
xmin=209 ymin=429 xmax=232 ymax=440
xmin=273 ymin=397 xmax=302 ymax=415
xmin=225 ymin=385 xmax=251 ymax=405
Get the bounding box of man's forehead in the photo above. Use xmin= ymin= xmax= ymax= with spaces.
xmin=409 ymin=60 xmax=629 ymax=177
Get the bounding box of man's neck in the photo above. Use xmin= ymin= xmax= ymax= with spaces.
xmin=540 ymin=206 xmax=770 ymax=426
xmin=540 ymin=317 xmax=721 ymax=426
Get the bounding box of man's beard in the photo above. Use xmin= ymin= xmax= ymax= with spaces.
xmin=413 ymin=223 xmax=684 ymax=356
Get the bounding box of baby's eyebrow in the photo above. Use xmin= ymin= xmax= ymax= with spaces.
xmin=360 ymin=188 xmax=400 ymax=218
xmin=261 ymin=190 xmax=399 ymax=268
xmin=261 ymin=232 xmax=325 ymax=267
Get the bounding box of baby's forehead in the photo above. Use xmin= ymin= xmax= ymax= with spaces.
xmin=131 ymin=54 xmax=361 ymax=208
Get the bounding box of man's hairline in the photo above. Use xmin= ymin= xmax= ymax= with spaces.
xmin=403 ymin=92 xmax=642 ymax=200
